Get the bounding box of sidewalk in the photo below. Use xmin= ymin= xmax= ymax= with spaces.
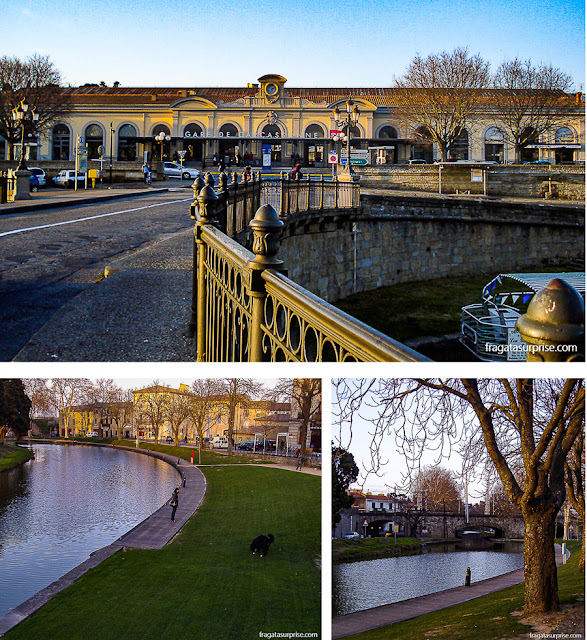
xmin=332 ymin=545 xmax=568 ymax=639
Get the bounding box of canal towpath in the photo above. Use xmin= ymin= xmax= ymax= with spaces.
xmin=332 ymin=544 xmax=569 ymax=639
xmin=0 ymin=444 xmax=206 ymax=637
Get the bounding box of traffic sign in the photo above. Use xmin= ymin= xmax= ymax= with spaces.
xmin=328 ymin=151 xmax=338 ymax=164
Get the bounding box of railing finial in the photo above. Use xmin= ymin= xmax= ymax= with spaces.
xmin=248 ymin=204 xmax=284 ymax=268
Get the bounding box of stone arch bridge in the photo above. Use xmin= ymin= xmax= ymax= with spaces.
xmin=335 ymin=508 xmax=576 ymax=540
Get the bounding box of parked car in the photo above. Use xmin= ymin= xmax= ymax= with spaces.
xmin=524 ymin=160 xmax=551 ymax=165
xmin=407 ymin=158 xmax=427 ymax=165
xmin=162 ymin=162 xmax=201 ymax=180
xmin=88 ymin=431 xmax=99 ymax=438
xmin=343 ymin=532 xmax=361 ymax=539
xmin=28 ymin=167 xmax=46 ymax=187
xmin=53 ymin=170 xmax=85 ymax=188
xmin=165 ymin=436 xmax=173 ymax=443
xmin=211 ymin=436 xmax=228 ymax=449
xmin=238 ymin=441 xmax=255 ymax=451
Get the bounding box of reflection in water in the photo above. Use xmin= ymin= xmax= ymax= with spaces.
xmin=333 ymin=542 xmax=524 ymax=616
xmin=0 ymin=444 xmax=178 ymax=617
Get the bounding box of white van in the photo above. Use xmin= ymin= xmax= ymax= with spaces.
xmin=211 ymin=436 xmax=228 ymax=449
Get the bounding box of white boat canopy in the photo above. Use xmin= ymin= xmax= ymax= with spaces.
xmin=482 ymin=273 xmax=585 ymax=311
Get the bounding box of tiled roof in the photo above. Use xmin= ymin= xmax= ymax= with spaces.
xmin=64 ymin=85 xmax=579 ymax=108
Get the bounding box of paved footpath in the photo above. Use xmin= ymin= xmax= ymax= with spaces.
xmin=0 ymin=445 xmax=206 ymax=637
xmin=332 ymin=545 xmax=568 ymax=639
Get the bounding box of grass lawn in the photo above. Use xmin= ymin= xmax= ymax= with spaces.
xmin=333 ymin=537 xmax=423 ymax=563
xmin=5 ymin=465 xmax=320 ymax=640
xmin=0 ymin=443 xmax=34 ymax=472
xmin=333 ymin=265 xmax=581 ymax=342
xmin=341 ymin=540 xmax=584 ymax=640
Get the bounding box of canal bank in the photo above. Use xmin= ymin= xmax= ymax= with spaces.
xmin=0 ymin=441 xmax=207 ymax=637
xmin=1 ymin=464 xmax=320 ymax=640
xmin=0 ymin=444 xmax=34 ymax=473
xmin=332 ymin=544 xmax=569 ymax=639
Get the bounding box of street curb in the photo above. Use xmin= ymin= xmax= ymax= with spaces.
xmin=0 ymin=188 xmax=169 ymax=215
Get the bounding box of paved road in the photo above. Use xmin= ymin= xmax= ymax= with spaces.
xmin=0 ymin=189 xmax=193 ymax=360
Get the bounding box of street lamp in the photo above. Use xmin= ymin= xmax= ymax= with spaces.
xmin=155 ymin=131 xmax=171 ymax=161
xmin=332 ymin=97 xmax=360 ymax=181
xmin=12 ymin=98 xmax=39 ymax=171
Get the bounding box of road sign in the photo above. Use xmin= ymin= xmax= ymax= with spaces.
xmin=328 ymin=151 xmax=338 ymax=164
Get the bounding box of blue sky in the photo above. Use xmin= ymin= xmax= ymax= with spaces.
xmin=2 ymin=0 xmax=584 ymax=88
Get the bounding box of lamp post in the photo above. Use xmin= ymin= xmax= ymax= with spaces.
xmin=12 ymin=98 xmax=39 ymax=172
xmin=11 ymin=99 xmax=39 ymax=200
xmin=155 ymin=131 xmax=171 ymax=162
xmin=332 ymin=97 xmax=360 ymax=182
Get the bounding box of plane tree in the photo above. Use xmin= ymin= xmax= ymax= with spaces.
xmin=333 ymin=378 xmax=584 ymax=615
xmin=492 ymin=58 xmax=574 ymax=162
xmin=394 ymin=47 xmax=490 ymax=161
xmin=189 ymin=379 xmax=223 ymax=464
xmin=0 ymin=55 xmax=70 ymax=160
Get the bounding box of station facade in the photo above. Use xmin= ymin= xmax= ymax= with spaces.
xmin=8 ymin=74 xmax=585 ymax=167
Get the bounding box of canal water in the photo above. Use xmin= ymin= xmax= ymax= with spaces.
xmin=333 ymin=542 xmax=524 ymax=616
xmin=0 ymin=443 xmax=179 ymax=618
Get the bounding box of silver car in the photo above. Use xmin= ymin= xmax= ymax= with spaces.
xmin=163 ymin=162 xmax=200 ymax=180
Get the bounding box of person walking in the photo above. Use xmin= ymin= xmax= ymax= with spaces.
xmin=169 ymin=487 xmax=179 ymax=522
xmin=142 ymin=162 xmax=151 ymax=185
xmin=295 ymin=447 xmax=304 ymax=471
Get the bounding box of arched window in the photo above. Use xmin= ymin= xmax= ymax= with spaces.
xmin=219 ymin=123 xmax=239 ymax=138
xmin=304 ymin=124 xmax=326 ymax=139
xmin=377 ymin=126 xmax=398 ymax=139
xmin=84 ymin=124 xmax=104 ymax=160
xmin=261 ymin=124 xmax=281 ymax=138
xmin=183 ymin=123 xmax=203 ymax=138
xmin=520 ymin=127 xmax=539 ymax=162
xmin=484 ymin=127 xmax=504 ymax=163
xmin=451 ymin=128 xmax=469 ymax=160
xmin=555 ymin=127 xmax=575 ymax=144
xmin=52 ymin=124 xmax=70 ymax=160
xmin=118 ymin=124 xmax=137 ymax=161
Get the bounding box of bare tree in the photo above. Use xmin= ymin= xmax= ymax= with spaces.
xmin=565 ymin=429 xmax=584 ymax=572
xmin=394 ymin=47 xmax=490 ymax=161
xmin=218 ymin=379 xmax=265 ymax=454
xmin=133 ymin=381 xmax=170 ymax=445
xmin=412 ymin=465 xmax=461 ymax=511
xmin=164 ymin=390 xmax=192 ymax=446
xmin=22 ymin=379 xmax=53 ymax=418
xmin=108 ymin=388 xmax=134 ymax=442
xmin=333 ymin=378 xmax=584 ymax=615
xmin=492 ymin=58 xmax=574 ymax=162
xmin=0 ymin=55 xmax=71 ymax=160
xmin=189 ymin=379 xmax=223 ymax=464
xmin=47 ymin=379 xmax=92 ymax=438
xmin=272 ymin=378 xmax=321 ymax=458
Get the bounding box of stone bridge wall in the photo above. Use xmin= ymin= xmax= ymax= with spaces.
xmin=334 ymin=509 xmax=527 ymax=539
xmin=357 ymin=165 xmax=585 ymax=201
xmin=276 ymin=193 xmax=584 ymax=302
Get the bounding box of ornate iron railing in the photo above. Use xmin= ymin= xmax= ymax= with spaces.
xmin=210 ymin=170 xmax=360 ymax=237
xmin=189 ymin=174 xmax=428 ymax=362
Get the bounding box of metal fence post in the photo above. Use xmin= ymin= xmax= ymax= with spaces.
xmin=516 ymin=278 xmax=584 ymax=362
xmin=188 ymin=175 xmax=206 ymax=337
xmin=319 ymin=174 xmax=325 ymax=211
xmin=247 ymin=204 xmax=284 ymax=361
xmin=216 ymin=171 xmax=228 ymax=233
xmin=194 ymin=174 xmax=219 ymax=361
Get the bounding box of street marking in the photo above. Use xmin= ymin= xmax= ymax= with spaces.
xmin=0 ymin=198 xmax=192 ymax=239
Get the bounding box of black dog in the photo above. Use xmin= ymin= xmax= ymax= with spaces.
xmin=250 ymin=534 xmax=274 ymax=557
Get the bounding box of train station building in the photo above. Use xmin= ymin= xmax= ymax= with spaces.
xmin=6 ymin=74 xmax=585 ymax=168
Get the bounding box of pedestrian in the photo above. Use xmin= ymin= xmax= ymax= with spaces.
xmin=295 ymin=447 xmax=303 ymax=470
xmin=142 ymin=162 xmax=151 ymax=185
xmin=465 ymin=567 xmax=471 ymax=586
xmin=242 ymin=165 xmax=252 ymax=182
xmin=182 ymin=475 xmax=186 ymax=487
xmin=291 ymin=163 xmax=303 ymax=180
xmin=169 ymin=487 xmax=179 ymax=522
xmin=219 ymin=158 xmax=226 ymax=173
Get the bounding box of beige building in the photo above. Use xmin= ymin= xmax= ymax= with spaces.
xmin=14 ymin=74 xmax=585 ymax=168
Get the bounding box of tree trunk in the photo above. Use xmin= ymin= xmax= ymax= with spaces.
xmin=522 ymin=506 xmax=559 ymax=614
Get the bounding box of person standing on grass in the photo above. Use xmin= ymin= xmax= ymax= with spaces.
xmin=170 ymin=487 xmax=179 ymax=522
